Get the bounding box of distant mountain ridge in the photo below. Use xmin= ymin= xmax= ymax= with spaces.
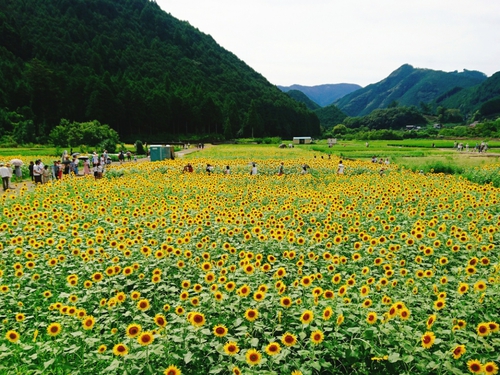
xmin=438 ymin=72 xmax=500 ymax=118
xmin=335 ymin=64 xmax=487 ymax=117
xmin=278 ymin=83 xmax=361 ymax=107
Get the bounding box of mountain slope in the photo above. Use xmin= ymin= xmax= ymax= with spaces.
xmin=0 ymin=0 xmax=320 ymax=143
xmin=335 ymin=64 xmax=487 ymax=117
xmin=284 ymin=90 xmax=321 ymax=110
xmin=439 ymin=72 xmax=500 ymax=117
xmin=313 ymin=105 xmax=347 ymax=130
xmin=278 ymin=83 xmax=361 ymax=107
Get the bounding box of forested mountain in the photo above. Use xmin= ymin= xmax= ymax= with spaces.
xmin=0 ymin=0 xmax=320 ymax=144
xmin=438 ymin=72 xmax=500 ymax=119
xmin=335 ymin=64 xmax=487 ymax=117
xmin=278 ymin=83 xmax=361 ymax=107
xmin=313 ymin=105 xmax=347 ymax=130
xmin=284 ymin=90 xmax=321 ymax=110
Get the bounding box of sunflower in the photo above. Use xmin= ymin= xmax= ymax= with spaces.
xmin=213 ymin=324 xmax=228 ymax=338
xmin=467 ymin=359 xmax=482 ymax=374
xmin=137 ymin=331 xmax=154 ymax=346
xmin=362 ymin=299 xmax=373 ymax=308
xmin=175 ymin=306 xmax=185 ymax=315
xmin=337 ymin=314 xmax=345 ymax=326
xmin=281 ymin=332 xmax=297 ymax=347
xmin=434 ymin=299 xmax=446 ymax=311
xmin=300 ymin=310 xmax=314 ymax=325
xmin=125 ymin=323 xmax=142 ymax=338
xmin=366 ymin=312 xmax=377 ymax=325
xmin=113 ymin=343 xmax=129 ymax=356
xmin=245 ymin=348 xmax=262 ymax=366
xmin=15 ymin=313 xmax=25 ymax=322
xmin=189 ymin=312 xmax=206 ymax=327
xmin=458 ymin=282 xmax=469 ymax=295
xmin=310 ymin=330 xmax=324 ymax=345
xmin=154 ymin=314 xmax=167 ymax=328
xmin=322 ymin=306 xmax=333 ymax=321
xmin=82 ymin=315 xmax=96 ymax=330
xmin=130 ymin=291 xmax=141 ymax=300
xmin=223 ymin=341 xmax=240 ymax=356
xmin=237 ymin=285 xmax=251 ymax=297
xmin=421 ymin=331 xmax=436 ymax=349
xmin=474 ymin=280 xmax=487 ymax=292
xmin=280 ymin=296 xmax=292 ymax=308
xmin=244 ymin=308 xmax=258 ymax=322
xmin=488 ymin=322 xmax=499 ymax=333
xmin=47 ymin=322 xmax=62 ymax=337
xmin=399 ymin=308 xmax=410 ymax=320
xmin=137 ymin=299 xmax=150 ymax=312
xmin=5 ymin=330 xmax=20 ymax=343
xmin=97 ymin=344 xmax=107 ymax=354
xmin=483 ymin=362 xmax=499 ymax=375
xmin=451 ymin=344 xmax=466 ymax=359
xmin=265 ymin=342 xmax=281 ymax=356
xmin=426 ymin=314 xmax=436 ymax=330
xmin=477 ymin=323 xmax=490 ymax=337
xmin=253 ymin=291 xmax=265 ymax=302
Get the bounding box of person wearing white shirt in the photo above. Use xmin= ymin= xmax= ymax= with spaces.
xmin=0 ymin=162 xmax=13 ymax=191
xmin=250 ymin=163 xmax=257 ymax=175
xmin=33 ymin=160 xmax=43 ymax=184
xmin=337 ymin=160 xmax=345 ymax=175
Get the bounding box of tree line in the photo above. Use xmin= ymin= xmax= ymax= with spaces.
xmin=0 ymin=0 xmax=320 ymax=146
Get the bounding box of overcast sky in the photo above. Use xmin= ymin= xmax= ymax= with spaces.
xmin=156 ymin=0 xmax=500 ymax=87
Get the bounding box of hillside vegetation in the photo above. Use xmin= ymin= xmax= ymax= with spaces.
xmin=0 ymin=0 xmax=320 ymax=145
xmin=438 ymin=72 xmax=500 ymax=119
xmin=284 ymin=90 xmax=321 ymax=111
xmin=335 ymin=64 xmax=487 ymax=117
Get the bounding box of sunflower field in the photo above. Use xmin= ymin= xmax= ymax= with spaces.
xmin=1 ymin=151 xmax=499 ymax=375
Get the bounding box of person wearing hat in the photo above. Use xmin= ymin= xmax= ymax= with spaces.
xmin=0 ymin=162 xmax=12 ymax=191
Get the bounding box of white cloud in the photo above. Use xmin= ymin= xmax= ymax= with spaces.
xmin=158 ymin=0 xmax=500 ymax=86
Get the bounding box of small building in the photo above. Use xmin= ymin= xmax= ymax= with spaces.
xmin=293 ymin=136 xmax=312 ymax=144
xmin=149 ymin=145 xmax=175 ymax=161
xmin=327 ymin=138 xmax=337 ymax=147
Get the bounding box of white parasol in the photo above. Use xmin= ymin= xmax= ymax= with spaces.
xmin=10 ymin=159 xmax=23 ymax=167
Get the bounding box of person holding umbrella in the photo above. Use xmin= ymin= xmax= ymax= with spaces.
xmin=10 ymin=159 xmax=23 ymax=182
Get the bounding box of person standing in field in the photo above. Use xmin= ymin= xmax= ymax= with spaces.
xmin=225 ymin=165 xmax=231 ymax=175
xmin=250 ymin=163 xmax=258 ymax=175
xmin=33 ymin=160 xmax=43 ymax=184
xmin=83 ymin=159 xmax=90 ymax=175
xmin=42 ymin=165 xmax=51 ymax=184
xmin=0 ymin=162 xmax=12 ymax=191
xmin=278 ymin=162 xmax=284 ymax=176
xmin=29 ymin=161 xmax=34 ymax=181
xmin=337 ymin=160 xmax=345 ymax=175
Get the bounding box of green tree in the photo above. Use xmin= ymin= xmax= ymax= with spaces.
xmin=333 ymin=124 xmax=347 ymax=136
